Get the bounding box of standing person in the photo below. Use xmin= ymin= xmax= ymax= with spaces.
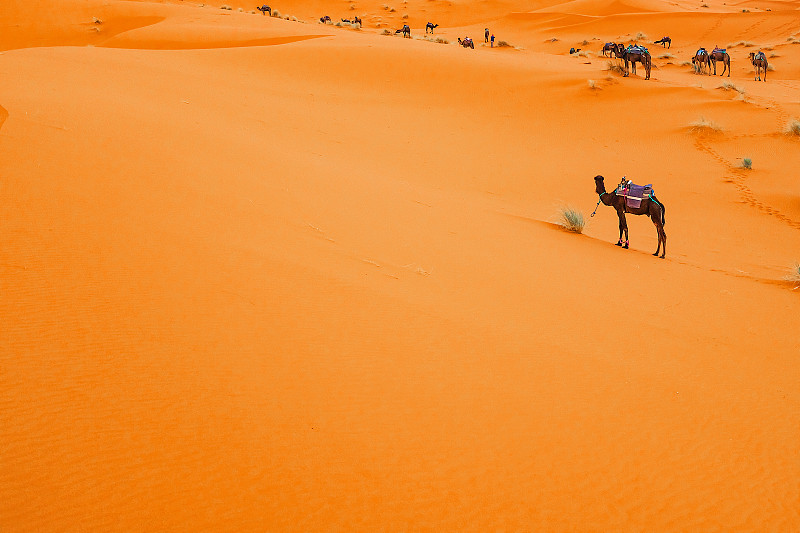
xmin=485 ymin=28 xmax=489 ymax=43
xmin=491 ymin=34 xmax=495 ymax=47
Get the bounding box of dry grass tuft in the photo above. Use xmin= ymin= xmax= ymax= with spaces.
xmin=587 ymin=79 xmax=599 ymax=90
xmin=607 ymin=61 xmax=625 ymax=75
xmin=635 ymin=31 xmax=647 ymax=40
xmin=435 ymin=37 xmax=448 ymax=44
xmin=741 ymin=157 xmax=752 ymax=169
xmin=786 ymin=263 xmax=800 ymax=283
xmin=497 ymin=40 xmax=512 ymax=47
xmin=718 ymin=81 xmax=745 ymax=94
xmin=558 ymin=207 xmax=586 ymax=233
xmin=658 ymin=53 xmax=674 ymax=59
xmin=381 ymin=28 xmax=392 ymax=35
xmin=689 ymin=116 xmax=723 ymax=133
xmin=786 ymin=119 xmax=800 ymax=136
xmin=220 ymin=5 xmax=232 ymax=9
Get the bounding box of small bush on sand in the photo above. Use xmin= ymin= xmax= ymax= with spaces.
xmin=497 ymin=40 xmax=512 ymax=47
xmin=785 ymin=263 xmax=800 ymax=284
xmin=588 ymin=79 xmax=598 ymax=90
xmin=220 ymin=5 xmax=232 ymax=9
xmin=767 ymin=64 xmax=775 ymax=71
xmin=558 ymin=207 xmax=586 ymax=233
xmin=689 ymin=116 xmax=722 ymax=133
xmin=435 ymin=37 xmax=448 ymax=44
xmin=786 ymin=119 xmax=800 ymax=136
xmin=719 ymin=81 xmax=745 ymax=94
xmin=741 ymin=157 xmax=752 ymax=169
xmin=271 ymin=9 xmax=281 ymax=17
xmin=581 ymin=39 xmax=589 ymax=45
xmin=769 ymin=53 xmax=780 ymax=58
xmin=381 ymin=28 xmax=392 ymax=35
xmin=658 ymin=53 xmax=673 ymax=59
xmin=607 ymin=61 xmax=625 ymax=75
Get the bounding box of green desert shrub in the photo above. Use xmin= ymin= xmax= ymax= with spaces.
xmin=741 ymin=157 xmax=752 ymax=169
xmin=558 ymin=207 xmax=586 ymax=233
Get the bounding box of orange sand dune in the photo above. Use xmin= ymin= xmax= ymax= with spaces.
xmin=1 ymin=0 xmax=799 ymax=531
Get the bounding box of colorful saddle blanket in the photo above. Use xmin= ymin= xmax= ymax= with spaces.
xmin=696 ymin=48 xmax=707 ymax=56
xmin=712 ymin=48 xmax=726 ymax=54
xmin=616 ymin=182 xmax=654 ymax=209
xmin=627 ymin=45 xmax=649 ymax=54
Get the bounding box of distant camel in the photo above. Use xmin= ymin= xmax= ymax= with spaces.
xmin=594 ymin=175 xmax=667 ymax=258
xmin=570 ymin=47 xmax=581 ymax=54
xmin=426 ymin=22 xmax=438 ymax=34
xmin=341 ymin=17 xmax=361 ymax=25
xmin=257 ymin=4 xmax=271 ymax=15
xmin=395 ymin=24 xmax=411 ymax=38
xmin=709 ymin=47 xmax=730 ymax=76
xmin=617 ymin=44 xmax=651 ymax=79
xmin=653 ymin=36 xmax=671 ymax=48
xmin=319 ymin=15 xmax=331 ymax=23
xmin=749 ymin=51 xmax=768 ymax=81
xmin=457 ymin=37 xmax=474 ymax=49
xmin=692 ymin=48 xmax=711 ymax=74
xmin=601 ymin=42 xmax=618 ymax=56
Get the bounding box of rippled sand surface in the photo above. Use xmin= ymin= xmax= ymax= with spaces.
xmin=2 ymin=0 xmax=799 ymax=530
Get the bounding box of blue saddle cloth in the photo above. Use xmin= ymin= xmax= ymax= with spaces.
xmin=627 ymin=45 xmax=649 ymax=54
xmin=696 ymin=48 xmax=707 ymax=56
xmin=713 ymin=48 xmax=726 ymax=54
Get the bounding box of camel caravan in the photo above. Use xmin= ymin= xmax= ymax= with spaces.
xmin=601 ymin=36 xmax=769 ymax=82
xmin=602 ymin=42 xmax=652 ymax=79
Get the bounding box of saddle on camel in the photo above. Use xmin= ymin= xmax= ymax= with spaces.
xmin=592 ymin=175 xmax=667 ymax=258
xmin=457 ymin=37 xmax=474 ymax=49
xmin=257 ymin=4 xmax=270 ymax=14
xmin=750 ymin=51 xmax=768 ymax=81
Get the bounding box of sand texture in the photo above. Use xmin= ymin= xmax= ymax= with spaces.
xmin=1 ymin=0 xmax=799 ymax=530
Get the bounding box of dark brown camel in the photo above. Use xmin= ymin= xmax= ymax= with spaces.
xmin=601 ymin=42 xmax=618 ymax=56
xmin=257 ymin=4 xmax=271 ymax=15
xmin=457 ymin=37 xmax=474 ymax=49
xmin=692 ymin=48 xmax=711 ymax=75
xmin=395 ymin=24 xmax=411 ymax=38
xmin=425 ymin=22 xmax=438 ymax=34
xmin=616 ymin=44 xmax=651 ymax=79
xmin=709 ymin=48 xmax=730 ymax=76
xmin=320 ymin=15 xmax=331 ymax=23
xmin=749 ymin=51 xmax=767 ymax=81
xmin=594 ymin=175 xmax=667 ymax=258
xmin=653 ymin=36 xmax=671 ymax=48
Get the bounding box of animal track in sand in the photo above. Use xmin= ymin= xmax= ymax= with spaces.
xmin=693 ymin=130 xmax=800 ymax=230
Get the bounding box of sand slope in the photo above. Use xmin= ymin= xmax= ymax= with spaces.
xmin=1 ymin=0 xmax=799 ymax=531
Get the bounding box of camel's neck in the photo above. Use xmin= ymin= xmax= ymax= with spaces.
xmin=598 ymin=191 xmax=615 ymax=206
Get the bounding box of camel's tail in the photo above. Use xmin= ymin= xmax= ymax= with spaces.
xmin=652 ymin=196 xmax=665 ymax=225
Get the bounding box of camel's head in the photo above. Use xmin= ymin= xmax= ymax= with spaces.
xmin=594 ymin=175 xmax=606 ymax=194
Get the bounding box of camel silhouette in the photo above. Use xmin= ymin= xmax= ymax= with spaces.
xmin=395 ymin=24 xmax=411 ymax=38
xmin=601 ymin=42 xmax=619 ymax=56
xmin=257 ymin=4 xmax=271 ymax=15
xmin=457 ymin=37 xmax=474 ymax=48
xmin=709 ymin=48 xmax=730 ymax=76
xmin=749 ymin=51 xmax=768 ymax=81
xmin=594 ymin=175 xmax=667 ymax=258
xmin=319 ymin=15 xmax=331 ymax=23
xmin=425 ymin=22 xmax=438 ymax=34
xmin=617 ymin=44 xmax=651 ymax=79
xmin=653 ymin=36 xmax=671 ymax=48
xmin=692 ymin=48 xmax=711 ymax=74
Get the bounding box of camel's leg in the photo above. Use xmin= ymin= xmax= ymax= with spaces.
xmin=616 ymin=211 xmax=629 ymax=248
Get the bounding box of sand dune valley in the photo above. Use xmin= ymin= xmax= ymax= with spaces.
xmin=2 ymin=0 xmax=800 ymax=530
